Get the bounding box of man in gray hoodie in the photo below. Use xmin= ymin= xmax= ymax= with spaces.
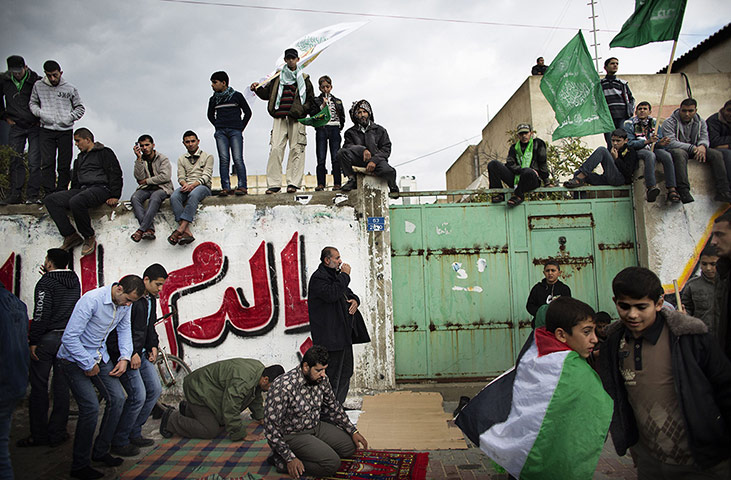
xmin=660 ymin=98 xmax=727 ymax=204
xmin=29 ymin=60 xmax=85 ymax=195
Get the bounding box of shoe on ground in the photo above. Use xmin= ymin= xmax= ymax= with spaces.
xmin=160 ymin=407 xmax=174 ymax=438
xmin=218 ymin=189 xmax=233 ymax=197
xmin=131 ymin=230 xmax=144 ymax=242
xmin=315 ymin=184 xmax=325 ymax=191
xmin=81 ymin=235 xmax=97 ymax=256
xmin=714 ymin=191 xmax=731 ymax=203
xmin=341 ymin=179 xmax=357 ymax=192
xmin=142 ymin=229 xmax=156 ymax=240
xmin=16 ymin=436 xmax=49 ymax=448
xmin=265 ymin=187 xmax=280 ymax=194
xmin=646 ymin=186 xmax=661 ymax=203
xmin=111 ymin=443 xmax=140 ymax=457
xmin=60 ymin=232 xmax=84 ymax=251
xmin=453 ymin=395 xmax=471 ymax=417
xmin=70 ymin=466 xmax=104 ymax=480
xmin=491 ymin=193 xmax=505 ymax=204
xmin=130 ymin=436 xmax=155 ymax=447
xmin=286 ymin=185 xmax=298 ymax=193
xmin=679 ymin=191 xmax=695 ymax=204
xmin=91 ymin=453 xmax=123 ymax=467
xmin=0 ymin=194 xmax=22 ymax=205
xmin=178 ymin=232 xmax=195 ymax=245
xmin=234 ymin=187 xmax=247 ymax=196
xmin=332 ymin=184 xmax=342 ymax=191
xmin=25 ymin=196 xmax=40 ymax=205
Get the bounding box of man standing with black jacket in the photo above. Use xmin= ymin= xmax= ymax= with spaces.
xmin=307 ymin=247 xmax=360 ymax=405
xmin=106 ymin=264 xmax=167 ymax=455
xmin=17 ymin=248 xmax=80 ymax=449
xmin=44 ymin=127 xmax=122 ymax=257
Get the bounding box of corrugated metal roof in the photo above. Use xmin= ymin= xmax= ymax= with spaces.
xmin=657 ymin=23 xmax=731 ymax=74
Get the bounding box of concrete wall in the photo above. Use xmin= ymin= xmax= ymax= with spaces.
xmin=0 ymin=177 xmax=395 ymax=394
xmin=446 ymin=145 xmax=477 ymax=190
xmin=446 ymin=72 xmax=731 ymax=189
xmin=672 ymin=36 xmax=731 ymax=75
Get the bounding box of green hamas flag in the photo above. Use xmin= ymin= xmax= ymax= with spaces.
xmin=610 ymin=0 xmax=687 ymax=48
xmin=298 ymin=103 xmax=331 ymax=127
xmin=540 ymin=31 xmax=614 ymax=141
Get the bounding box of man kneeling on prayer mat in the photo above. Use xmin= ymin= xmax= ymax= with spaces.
xmin=264 ymin=345 xmax=368 ymax=478
xmin=160 ymin=358 xmax=283 ymax=441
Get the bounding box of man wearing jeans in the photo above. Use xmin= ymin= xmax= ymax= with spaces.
xmin=208 ymin=71 xmax=252 ymax=196
xmin=29 ymin=60 xmax=85 ymax=194
xmin=57 ymin=276 xmax=145 ymax=480
xmin=130 ymin=134 xmax=173 ymax=242
xmin=44 ymin=128 xmax=123 ymax=257
xmin=168 ymin=131 xmax=213 ymax=246
xmin=564 ymin=129 xmax=637 ymax=188
xmin=17 ymin=248 xmax=79 ymax=450
xmin=107 ymin=264 xmax=166 ymax=456
xmin=0 ymin=55 xmax=41 ymax=205
xmin=623 ymin=102 xmax=678 ymax=203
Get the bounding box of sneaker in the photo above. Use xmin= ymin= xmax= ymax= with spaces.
xmin=679 ymin=191 xmax=695 ymax=204
xmin=341 ymin=179 xmax=357 ymax=192
xmin=70 ymin=466 xmax=104 ymax=480
xmin=160 ymin=407 xmax=174 ymax=438
xmin=81 ymin=235 xmax=97 ymax=256
xmin=111 ymin=443 xmax=140 ymax=457
xmin=91 ymin=453 xmax=123 ymax=467
xmin=129 ymin=436 xmax=155 ymax=447
xmin=60 ymin=233 xmax=84 ymax=251
xmin=646 ymin=186 xmax=660 ymax=203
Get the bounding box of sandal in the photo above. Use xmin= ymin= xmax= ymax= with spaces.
xmin=507 ymin=195 xmax=524 ymax=207
xmin=286 ymin=185 xmax=298 ymax=193
xmin=168 ymin=230 xmax=182 ymax=246
xmin=491 ymin=193 xmax=505 ymax=204
xmin=178 ymin=232 xmax=195 ymax=245
xmin=667 ymin=190 xmax=681 ymax=204
xmin=130 ymin=230 xmax=143 ymax=243
xmin=142 ymin=229 xmax=156 ymax=240
xmin=265 ymin=187 xmax=280 ymax=194
xmin=563 ymin=176 xmax=586 ymax=188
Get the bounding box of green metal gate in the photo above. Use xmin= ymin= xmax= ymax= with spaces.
xmin=390 ymin=189 xmax=638 ymax=380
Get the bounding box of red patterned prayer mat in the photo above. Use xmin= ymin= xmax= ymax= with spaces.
xmin=119 ymin=431 xmax=288 ymax=480
xmin=320 ymin=450 xmax=429 ymax=480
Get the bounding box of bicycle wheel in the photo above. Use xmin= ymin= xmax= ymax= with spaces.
xmin=155 ymin=354 xmax=192 ymax=407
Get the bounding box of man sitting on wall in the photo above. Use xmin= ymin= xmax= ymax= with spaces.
xmin=263 ymin=345 xmax=368 ymax=478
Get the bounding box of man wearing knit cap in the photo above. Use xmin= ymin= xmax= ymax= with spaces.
xmin=250 ymin=48 xmax=315 ymax=194
xmin=338 ymin=99 xmax=399 ymax=194
xmin=0 ymin=55 xmax=41 ymax=204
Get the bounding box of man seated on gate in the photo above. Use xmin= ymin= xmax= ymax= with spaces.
xmin=263 ymin=345 xmax=368 ymax=478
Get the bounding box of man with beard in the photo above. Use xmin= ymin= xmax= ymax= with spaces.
xmin=337 ymin=99 xmax=399 ymax=194
xmin=263 ymin=345 xmax=368 ymax=478
xmin=711 ymin=212 xmax=731 ymax=358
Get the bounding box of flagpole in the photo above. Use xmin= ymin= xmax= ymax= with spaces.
xmin=652 ymin=40 xmax=678 ymax=151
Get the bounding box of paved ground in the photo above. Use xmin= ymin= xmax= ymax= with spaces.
xmin=8 ymin=383 xmax=637 ymax=479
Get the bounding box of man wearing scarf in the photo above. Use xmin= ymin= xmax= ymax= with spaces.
xmin=487 ymin=123 xmax=549 ymax=207
xmin=250 ymin=49 xmax=315 ymax=194
xmin=208 ymin=71 xmax=252 ymax=196
xmin=337 ymin=100 xmax=399 ymax=194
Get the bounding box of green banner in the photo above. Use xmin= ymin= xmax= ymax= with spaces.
xmin=298 ymin=103 xmax=331 ymax=127
xmin=540 ymin=31 xmax=614 ymax=141
xmin=610 ymin=0 xmax=687 ymax=48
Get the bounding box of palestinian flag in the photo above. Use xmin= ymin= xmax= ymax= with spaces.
xmin=455 ymin=328 xmax=613 ymax=480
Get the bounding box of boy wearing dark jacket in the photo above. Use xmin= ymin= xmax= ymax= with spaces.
xmin=208 ymin=71 xmax=252 ymax=196
xmin=564 ymin=129 xmax=638 ymax=188
xmin=0 ymin=55 xmax=41 ymax=204
xmin=44 ymin=127 xmax=123 ymax=257
xmin=526 ymin=260 xmax=572 ymax=323
xmin=338 ymin=99 xmax=398 ymax=194
xmin=106 ymin=264 xmax=167 ymax=455
xmin=18 ymin=248 xmax=80 ymax=449
xmin=313 ymin=75 xmax=346 ymax=191
xmin=488 ymin=123 xmax=550 ymax=206
xmin=600 ymin=267 xmax=731 ymax=479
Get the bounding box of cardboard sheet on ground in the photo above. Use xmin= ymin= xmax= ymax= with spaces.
xmin=356 ymin=391 xmax=467 ymax=450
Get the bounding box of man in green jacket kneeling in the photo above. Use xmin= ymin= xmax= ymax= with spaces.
xmin=160 ymin=359 xmax=284 ymax=441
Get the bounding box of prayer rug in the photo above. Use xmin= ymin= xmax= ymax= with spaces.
xmin=321 ymin=450 xmax=429 ymax=480
xmin=119 ymin=426 xmax=287 ymax=480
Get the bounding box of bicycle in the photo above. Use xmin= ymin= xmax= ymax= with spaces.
xmin=153 ymin=310 xmax=192 ymax=409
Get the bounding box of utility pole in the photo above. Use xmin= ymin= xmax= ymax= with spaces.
xmin=588 ymin=0 xmax=601 ymax=72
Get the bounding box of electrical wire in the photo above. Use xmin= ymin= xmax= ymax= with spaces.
xmin=393 ymin=136 xmax=481 ymax=168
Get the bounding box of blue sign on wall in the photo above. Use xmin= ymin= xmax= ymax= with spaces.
xmin=367 ymin=217 xmax=386 ymax=231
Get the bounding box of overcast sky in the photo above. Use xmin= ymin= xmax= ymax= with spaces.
xmin=2 ymin=0 xmax=728 ymax=198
